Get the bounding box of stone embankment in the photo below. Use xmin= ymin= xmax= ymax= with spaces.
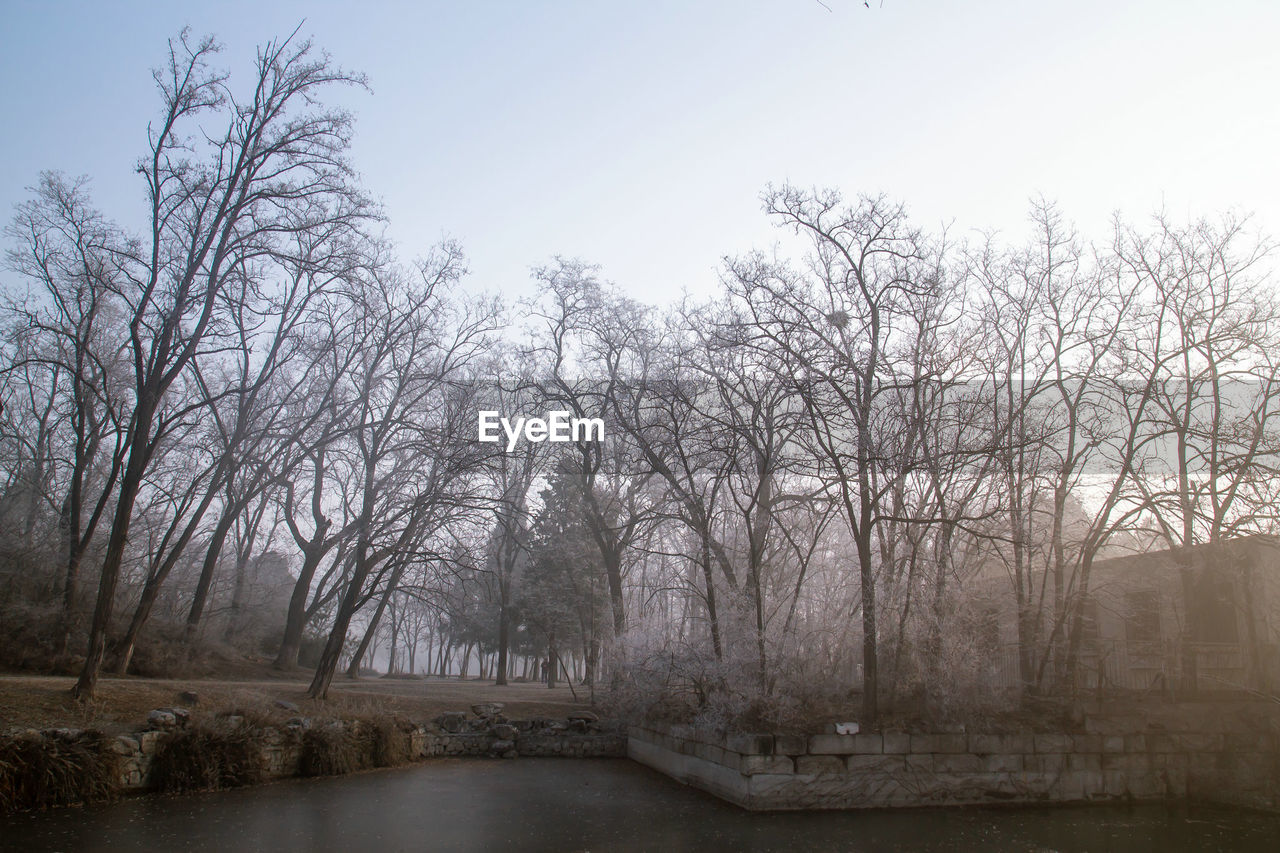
xmin=12 ymin=698 xmax=1278 ymax=815
xmin=629 ymin=717 xmax=1280 ymax=811
xmin=106 ymin=702 xmax=623 ymax=794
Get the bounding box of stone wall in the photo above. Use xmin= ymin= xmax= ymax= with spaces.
xmin=108 ymin=712 xmax=625 ymax=793
xmin=628 ymin=723 xmax=1280 ymax=811
xmin=413 ymin=730 xmax=627 ymax=760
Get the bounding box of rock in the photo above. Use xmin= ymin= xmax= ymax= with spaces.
xmin=110 ymin=735 xmax=139 ymax=755
xmin=147 ymin=709 xmax=177 ymax=729
xmin=512 ymin=719 xmax=535 ymax=732
xmin=567 ymin=710 xmax=599 ymax=723
xmin=471 ymin=702 xmax=504 ymax=718
xmin=158 ymin=707 xmax=190 ymax=727
xmin=490 ymin=738 xmax=515 ymax=754
xmin=834 ymin=721 xmax=860 ymax=735
xmin=137 ymin=731 xmax=163 ymax=754
xmin=491 ymin=723 xmax=519 ymax=741
xmin=436 ymin=711 xmax=466 ymax=733
xmin=177 ymin=690 xmax=200 ymax=705
xmin=275 ymin=699 xmax=301 ymax=712
xmin=569 ymin=719 xmax=588 ymax=734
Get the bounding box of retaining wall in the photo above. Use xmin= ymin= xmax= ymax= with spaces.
xmin=110 ymin=719 xmax=625 ymax=792
xmin=628 ymin=723 xmax=1280 ymax=811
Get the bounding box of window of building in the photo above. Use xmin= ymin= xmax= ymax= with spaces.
xmin=1077 ymin=595 xmax=1099 ymax=645
xmin=1194 ymin=578 xmax=1239 ymax=643
xmin=1124 ymin=589 xmax=1161 ymax=645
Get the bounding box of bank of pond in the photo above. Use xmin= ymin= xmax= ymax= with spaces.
xmin=3 ymin=700 xmax=1278 ymax=847
xmin=3 ymin=758 xmax=1280 ymax=852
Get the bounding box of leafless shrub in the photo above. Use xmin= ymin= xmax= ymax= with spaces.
xmin=880 ymin=601 xmax=1020 ymax=725
xmin=603 ymin=630 xmax=857 ymax=734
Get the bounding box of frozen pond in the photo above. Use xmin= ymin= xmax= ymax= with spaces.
xmin=3 ymin=758 xmax=1278 ymax=852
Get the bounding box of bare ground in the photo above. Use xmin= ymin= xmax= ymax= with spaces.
xmin=0 ymin=671 xmax=589 ymax=734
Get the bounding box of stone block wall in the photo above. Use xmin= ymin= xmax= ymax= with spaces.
xmin=628 ymin=723 xmax=1280 ymax=811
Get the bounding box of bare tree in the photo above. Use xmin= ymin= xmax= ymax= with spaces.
xmin=726 ymin=186 xmax=944 ymax=722
xmin=306 ymin=252 xmax=497 ymax=699
xmin=532 ymin=260 xmax=657 ymax=650
xmin=71 ymin=29 xmax=372 ymax=697
xmin=4 ymin=174 xmax=128 ymax=646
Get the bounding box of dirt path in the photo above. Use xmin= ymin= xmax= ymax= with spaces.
xmin=0 ymin=673 xmax=589 ymax=733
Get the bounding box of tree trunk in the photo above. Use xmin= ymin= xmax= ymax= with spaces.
xmin=547 ymin=630 xmax=558 ymax=688
xmin=604 ymin=549 xmax=626 ymax=640
xmin=858 ymin=530 xmax=879 ymax=723
xmin=73 ymin=402 xmax=156 ymax=699
xmin=495 ymin=599 xmax=510 ymax=686
xmin=700 ymin=532 xmax=723 ymax=660
xmin=116 ymin=575 xmax=164 ymax=676
xmin=346 ymin=591 xmax=392 ymax=679
xmin=184 ymin=502 xmax=238 ymax=643
xmin=308 ymin=554 xmax=370 ymax=699
xmin=274 ymin=544 xmax=328 ymax=669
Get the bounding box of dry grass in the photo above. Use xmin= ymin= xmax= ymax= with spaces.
xmin=0 ymin=671 xmax=585 ymax=735
xmin=0 ymin=729 xmax=120 ymax=812
xmin=369 ymin=716 xmax=414 ymax=767
xmin=297 ymin=715 xmax=417 ymax=776
xmin=298 ymin=725 xmax=370 ymax=777
xmin=150 ymin=719 xmax=269 ymax=793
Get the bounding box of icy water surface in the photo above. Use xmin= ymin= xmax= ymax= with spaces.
xmin=2 ymin=758 xmax=1278 ymax=852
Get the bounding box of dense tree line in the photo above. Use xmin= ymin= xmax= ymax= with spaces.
xmin=2 ymin=32 xmax=1277 ymax=722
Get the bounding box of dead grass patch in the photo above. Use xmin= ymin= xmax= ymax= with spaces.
xmin=298 ymin=725 xmax=370 ymax=777
xmin=0 ymin=729 xmax=120 ymax=812
xmin=150 ymin=719 xmax=270 ymax=793
xmin=0 ymin=673 xmax=584 ymax=733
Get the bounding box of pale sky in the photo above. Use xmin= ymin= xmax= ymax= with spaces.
xmin=3 ymin=0 xmax=1278 ymax=303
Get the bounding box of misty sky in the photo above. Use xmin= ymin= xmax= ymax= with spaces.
xmin=2 ymin=0 xmax=1277 ymax=302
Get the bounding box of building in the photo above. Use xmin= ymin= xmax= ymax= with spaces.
xmin=1078 ymin=534 xmax=1280 ymax=696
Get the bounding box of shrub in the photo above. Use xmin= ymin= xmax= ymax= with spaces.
xmin=370 ymin=717 xmax=413 ymax=767
xmin=297 ymin=716 xmax=414 ymax=776
xmin=124 ymin=620 xmax=233 ymax=678
xmin=601 ymin=627 xmax=862 ymax=735
xmin=298 ymin=724 xmax=371 ymax=777
xmin=0 ymin=729 xmax=120 ymax=813
xmin=150 ymin=721 xmax=268 ymax=793
xmin=0 ymin=601 xmax=75 ymax=673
